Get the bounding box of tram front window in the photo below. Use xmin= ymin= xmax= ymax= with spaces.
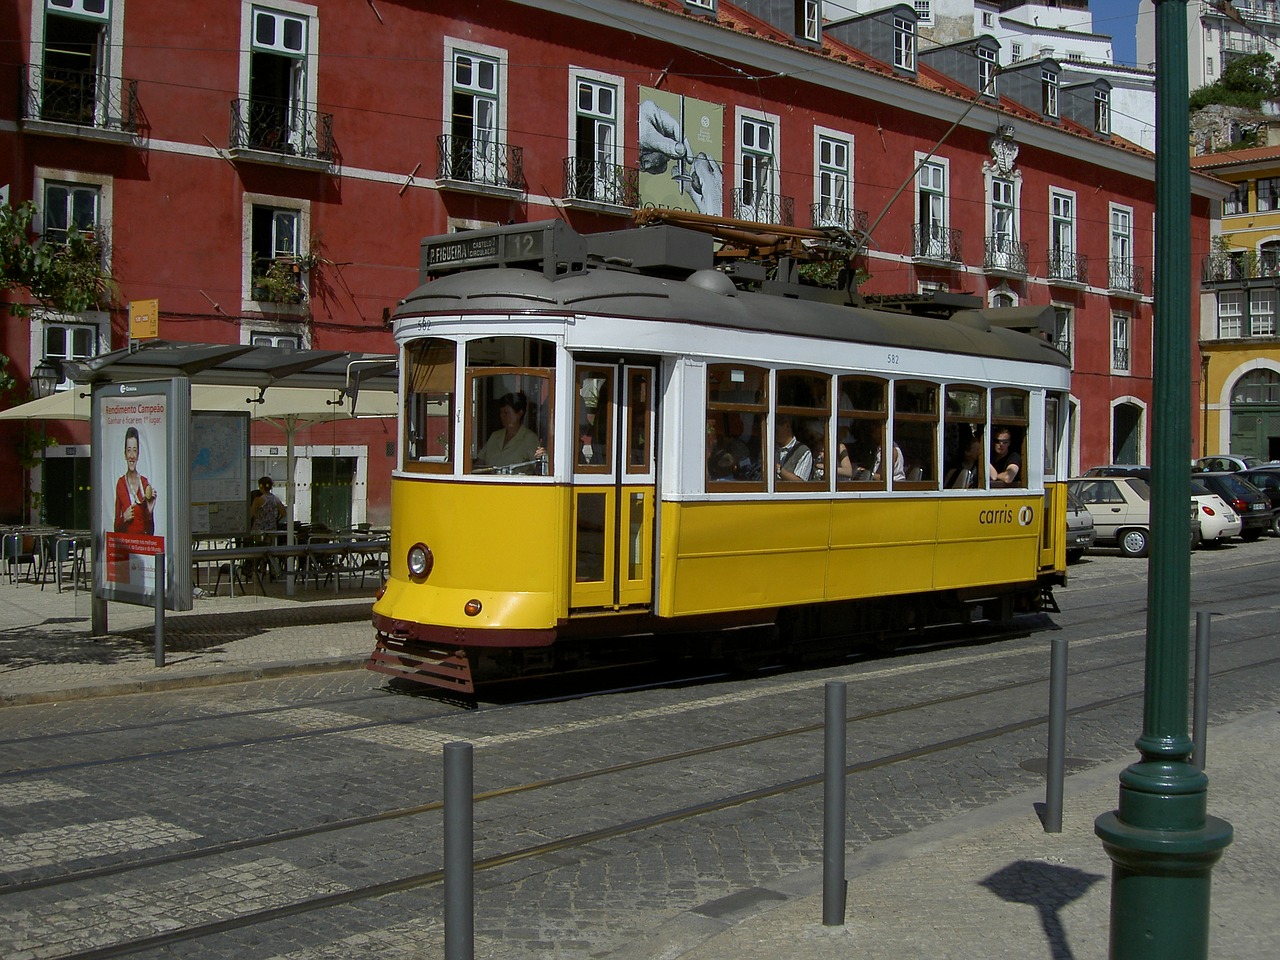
xmin=403 ymin=338 xmax=456 ymax=473
xmin=468 ymin=372 xmax=553 ymax=475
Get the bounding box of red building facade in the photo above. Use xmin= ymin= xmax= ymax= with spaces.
xmin=1 ymin=0 xmax=1216 ymax=525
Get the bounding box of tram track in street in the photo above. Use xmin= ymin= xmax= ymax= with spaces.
xmin=22 ymin=648 xmax=1279 ymax=960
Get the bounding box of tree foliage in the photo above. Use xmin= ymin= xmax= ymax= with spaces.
xmin=0 ymin=200 xmax=115 ymax=316
xmin=1190 ymin=53 xmax=1280 ymax=112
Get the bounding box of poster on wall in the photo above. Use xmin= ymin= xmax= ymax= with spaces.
xmin=638 ymin=87 xmax=724 ymax=216
xmin=190 ymin=412 xmax=250 ymax=535
xmin=92 ymin=379 xmax=192 ymax=610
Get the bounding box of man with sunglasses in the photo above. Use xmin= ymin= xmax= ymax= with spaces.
xmin=989 ymin=428 xmax=1022 ymax=488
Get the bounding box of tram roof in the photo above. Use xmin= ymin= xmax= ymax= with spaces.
xmin=399 ymin=224 xmax=1069 ymax=371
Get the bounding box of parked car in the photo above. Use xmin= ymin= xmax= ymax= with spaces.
xmin=1193 ymin=454 xmax=1268 ymax=473
xmin=1190 ymin=479 xmax=1242 ymax=544
xmin=1082 ymin=464 xmax=1151 ymax=482
xmin=1237 ymin=467 xmax=1280 ymax=536
xmin=1067 ymin=476 xmax=1200 ymax=558
xmin=1064 ymin=488 xmax=1096 ymax=562
xmin=1193 ymin=471 xmax=1273 ymax=541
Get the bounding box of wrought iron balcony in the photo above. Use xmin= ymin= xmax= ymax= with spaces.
xmin=810 ymin=204 xmax=869 ymax=235
xmin=437 ymin=135 xmax=524 ymax=194
xmin=1047 ymin=248 xmax=1089 ymax=285
xmin=732 ymin=190 xmax=794 ymax=226
xmin=983 ymin=236 xmax=1028 ymax=276
xmin=1202 ymin=251 xmax=1280 ymax=282
xmin=562 ymin=158 xmax=638 ymax=209
xmin=1108 ymin=258 xmax=1146 ymax=296
xmin=229 ymin=99 xmax=334 ymax=163
xmin=19 ymin=65 xmax=138 ymax=134
xmin=913 ymin=224 xmax=962 ymax=264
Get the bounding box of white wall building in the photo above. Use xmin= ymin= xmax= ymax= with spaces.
xmin=1138 ymin=0 xmax=1280 ymax=89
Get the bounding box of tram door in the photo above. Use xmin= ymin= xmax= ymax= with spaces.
xmin=569 ymin=362 xmax=656 ymax=611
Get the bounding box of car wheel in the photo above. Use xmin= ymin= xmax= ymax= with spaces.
xmin=1241 ymin=528 xmax=1264 ymax=542
xmin=1271 ymin=513 xmax=1280 ymax=537
xmin=1119 ymin=527 xmax=1150 ymax=558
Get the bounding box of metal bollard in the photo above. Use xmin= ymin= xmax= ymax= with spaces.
xmin=1044 ymin=635 xmax=1068 ymax=833
xmin=1192 ymin=611 xmax=1211 ymax=770
xmin=444 ymin=741 xmax=474 ymax=960
xmin=153 ymin=553 xmax=166 ymax=668
xmin=823 ymin=680 xmax=847 ymax=926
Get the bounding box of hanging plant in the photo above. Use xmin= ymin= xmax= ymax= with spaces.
xmin=1 ymin=201 xmax=116 ymax=315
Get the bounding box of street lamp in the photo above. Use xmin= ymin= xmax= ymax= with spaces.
xmin=30 ymin=358 xmax=61 ymax=399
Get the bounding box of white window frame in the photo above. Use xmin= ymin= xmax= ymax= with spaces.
xmin=988 ymin=283 xmax=1018 ymax=308
xmin=1052 ymin=302 xmax=1074 ymax=364
xmin=1011 ymin=42 xmax=1023 ymax=61
xmin=987 ymin=174 xmax=1019 ymax=250
xmin=443 ymin=36 xmax=509 ymax=146
xmin=237 ymin=1 xmax=319 ymax=153
xmin=814 ymin=126 xmax=853 ymax=228
xmin=1095 ymin=88 xmax=1110 ymax=134
xmin=982 ymin=11 xmax=994 ymax=27
xmin=1042 ymin=67 xmax=1059 ymax=118
xmin=29 ymin=0 xmax=126 ymax=122
xmin=801 ymin=0 xmax=820 ymax=40
xmin=1218 ymin=291 xmax=1243 ymax=338
xmin=915 ymin=154 xmax=950 ymax=258
xmin=1250 ymin=289 xmax=1275 ymax=336
xmin=913 ymin=1 xmax=932 ymax=24
xmin=1111 ymin=312 xmax=1131 ymax=374
xmin=894 ymin=17 xmax=915 ymax=71
xmin=242 ymin=190 xmax=311 ymax=318
xmin=567 ymin=67 xmax=625 ymax=180
xmin=1050 ymin=188 xmax=1076 ymax=258
xmin=978 ymin=47 xmax=997 ymax=95
xmin=1110 ymin=203 xmax=1134 ymax=287
xmin=736 ymin=107 xmax=780 ymax=222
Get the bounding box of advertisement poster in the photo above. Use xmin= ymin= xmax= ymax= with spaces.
xmin=102 ymin=393 xmax=168 ymax=589
xmin=638 ymin=87 xmax=724 ymax=215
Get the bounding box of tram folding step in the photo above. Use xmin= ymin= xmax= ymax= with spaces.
xmin=366 ymin=638 xmax=476 ymax=694
xmin=1040 ymin=586 xmax=1060 ymax=613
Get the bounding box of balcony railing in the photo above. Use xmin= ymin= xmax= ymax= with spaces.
xmin=437 ymin=135 xmax=524 ymax=193
xmin=732 ymin=190 xmax=794 ymax=226
xmin=1047 ymin=248 xmax=1089 ymax=285
xmin=20 ymin=65 xmax=138 ymax=134
xmin=1202 ymin=251 xmax=1280 ymax=282
xmin=229 ymin=98 xmax=334 ymax=162
xmin=562 ymin=158 xmax=638 ymax=209
xmin=983 ymin=236 xmax=1028 ymax=276
xmin=913 ymin=224 xmax=963 ymax=264
xmin=811 ymin=204 xmax=869 ymax=235
xmin=1108 ymin=258 xmax=1146 ymax=296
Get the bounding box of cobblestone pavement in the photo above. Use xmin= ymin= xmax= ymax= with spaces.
xmin=0 ymin=548 xmax=1275 ymax=959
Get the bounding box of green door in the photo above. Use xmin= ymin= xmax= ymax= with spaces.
xmin=311 ymin=456 xmax=354 ymax=532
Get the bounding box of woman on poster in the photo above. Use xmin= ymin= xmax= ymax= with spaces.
xmin=114 ymin=425 xmax=158 ymax=534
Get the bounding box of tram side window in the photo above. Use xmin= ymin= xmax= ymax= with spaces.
xmin=466 ymin=337 xmax=555 ymax=477
xmin=706 ymin=364 xmax=767 ymax=490
xmin=1044 ymin=393 xmax=1064 ymax=478
xmin=625 ymin=368 xmax=653 ymax=474
xmin=894 ymin=380 xmax=938 ymax=488
xmin=775 ymin=370 xmax=830 ymax=488
xmin=403 ymin=338 xmax=456 ymax=474
xmin=943 ymin=385 xmax=986 ymax=490
xmin=575 ymin=365 xmax=614 ymax=472
xmin=836 ymin=376 xmax=887 ymax=489
xmin=991 ymin=388 xmax=1029 ymax=488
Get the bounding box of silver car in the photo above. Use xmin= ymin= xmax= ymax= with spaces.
xmin=1065 ymin=488 xmax=1095 ymax=562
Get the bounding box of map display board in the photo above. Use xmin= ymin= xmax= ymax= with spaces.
xmin=190 ymin=412 xmax=250 ymax=535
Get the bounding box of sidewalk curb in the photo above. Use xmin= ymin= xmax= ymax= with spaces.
xmin=0 ymin=655 xmax=369 ymax=708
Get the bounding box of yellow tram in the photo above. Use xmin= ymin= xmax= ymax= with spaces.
xmin=368 ymin=221 xmax=1072 ymax=692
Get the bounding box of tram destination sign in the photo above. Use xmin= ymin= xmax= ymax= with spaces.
xmin=420 ymin=221 xmax=586 ymax=280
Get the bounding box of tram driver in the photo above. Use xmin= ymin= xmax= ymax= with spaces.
xmin=474 ymin=392 xmax=545 ymax=472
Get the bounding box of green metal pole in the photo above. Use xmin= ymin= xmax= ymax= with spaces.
xmin=1094 ymin=2 xmax=1231 ymax=957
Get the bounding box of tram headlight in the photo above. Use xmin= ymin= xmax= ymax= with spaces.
xmin=407 ymin=542 xmax=433 ymax=581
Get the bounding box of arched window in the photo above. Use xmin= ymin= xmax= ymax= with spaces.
xmin=1232 ymin=369 xmax=1280 ymax=404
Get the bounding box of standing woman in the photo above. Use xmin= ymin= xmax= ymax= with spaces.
xmin=114 ymin=426 xmax=157 ymax=533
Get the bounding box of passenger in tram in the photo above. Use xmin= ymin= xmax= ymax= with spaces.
xmin=775 ymin=417 xmax=814 ymax=482
xmin=871 ymin=444 xmax=907 ymax=482
xmin=945 ymin=434 xmax=983 ymax=489
xmin=707 ymin=416 xmax=749 ymax=480
xmin=475 ymin=392 xmax=544 ymax=471
xmin=804 ymin=423 xmax=829 ymax=483
xmin=989 ymin=428 xmax=1022 ymax=487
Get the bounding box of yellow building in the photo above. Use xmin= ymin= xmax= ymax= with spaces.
xmin=1195 ymin=146 xmax=1280 ymax=460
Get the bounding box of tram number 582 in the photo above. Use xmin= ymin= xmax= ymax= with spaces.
xmin=886 ymin=353 xmax=901 ymax=365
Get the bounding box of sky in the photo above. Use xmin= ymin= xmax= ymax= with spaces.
xmin=1090 ymin=0 xmax=1142 ymax=68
